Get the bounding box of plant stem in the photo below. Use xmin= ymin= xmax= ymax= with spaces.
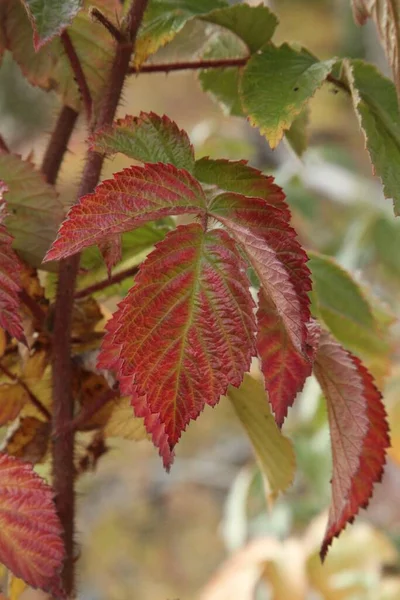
xmin=51 ymin=1 xmax=149 ymax=595
xmin=0 ymin=362 xmax=51 ymax=421
xmin=61 ymin=32 xmax=92 ymax=121
xmin=41 ymin=105 xmax=79 ymax=185
xmin=90 ymin=7 xmax=124 ymax=43
xmin=74 ymin=264 xmax=139 ymax=299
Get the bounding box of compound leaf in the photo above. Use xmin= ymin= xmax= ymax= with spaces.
xmin=0 ymin=453 xmax=64 ymax=595
xmin=98 ymin=224 xmax=256 ymax=468
xmin=45 ymin=163 xmax=206 ymax=271
xmin=90 ymin=112 xmax=195 ymax=171
xmin=343 ymin=58 xmax=400 ymax=215
xmin=313 ymin=329 xmax=389 ymax=558
xmin=240 ymin=44 xmax=335 ymax=148
xmin=21 ymin=0 xmax=83 ymax=49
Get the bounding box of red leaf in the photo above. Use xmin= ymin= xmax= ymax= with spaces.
xmin=0 ymin=453 xmax=64 ymax=596
xmin=98 ymin=224 xmax=256 ymax=467
xmin=45 ymin=163 xmax=206 ymax=271
xmin=256 ymin=293 xmax=316 ymax=426
xmin=313 ymin=329 xmax=389 ymax=558
xmin=0 ymin=183 xmax=25 ymax=342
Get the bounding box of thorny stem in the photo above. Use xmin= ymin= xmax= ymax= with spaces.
xmin=129 ymin=57 xmax=351 ymax=95
xmin=90 ymin=7 xmax=124 ymax=43
xmin=74 ymin=264 xmax=140 ymax=299
xmin=50 ymin=0 xmax=149 ymax=595
xmin=61 ymin=32 xmax=92 ymax=121
xmin=41 ymin=105 xmax=78 ymax=185
xmin=0 ymin=362 xmax=51 ymax=421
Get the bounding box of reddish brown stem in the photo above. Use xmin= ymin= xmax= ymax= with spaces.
xmin=18 ymin=289 xmax=47 ymax=329
xmin=61 ymin=31 xmax=92 ymax=121
xmin=41 ymin=105 xmax=78 ymax=185
xmin=0 ymin=134 xmax=10 ymax=153
xmin=74 ymin=264 xmax=139 ymax=299
xmin=90 ymin=7 xmax=124 ymax=43
xmin=0 ymin=362 xmax=51 ymax=421
xmin=130 ymin=56 xmax=249 ymax=74
xmin=51 ymin=0 xmax=149 ymax=594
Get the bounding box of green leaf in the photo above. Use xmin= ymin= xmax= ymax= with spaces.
xmin=135 ymin=0 xmax=227 ymax=67
xmin=343 ymin=59 xmax=400 ymax=215
xmin=240 ymin=44 xmax=335 ymax=148
xmin=228 ymin=374 xmax=295 ymax=499
xmin=285 ymin=106 xmax=310 ymax=156
xmin=308 ymin=252 xmax=387 ymax=357
xmin=90 ymin=112 xmax=195 ymax=171
xmin=0 ymin=154 xmax=64 ymax=270
xmin=198 ymin=31 xmax=245 ymax=117
xmin=21 ymin=0 xmax=83 ymax=49
xmin=200 ymin=3 xmax=278 ymax=53
xmin=369 ymin=214 xmax=400 ymax=278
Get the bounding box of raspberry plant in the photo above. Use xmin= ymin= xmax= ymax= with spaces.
xmin=0 ymin=0 xmax=397 ymax=597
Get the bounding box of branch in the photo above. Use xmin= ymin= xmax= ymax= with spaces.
xmin=129 ymin=56 xmax=249 ymax=74
xmin=61 ymin=31 xmax=92 ymax=121
xmin=0 ymin=134 xmax=10 ymax=153
xmin=41 ymin=105 xmax=78 ymax=184
xmin=74 ymin=264 xmax=139 ymax=299
xmin=0 ymin=362 xmax=51 ymax=421
xmin=51 ymin=0 xmax=150 ymax=594
xmin=90 ymin=7 xmax=124 ymax=43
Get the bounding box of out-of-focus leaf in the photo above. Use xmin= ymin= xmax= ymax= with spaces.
xmin=5 ymin=0 xmax=120 ymax=112
xmin=343 ymin=59 xmax=400 ymax=215
xmin=0 ymin=184 xmax=24 ymax=341
xmin=90 ymin=112 xmax=195 ymax=171
xmin=98 ymin=224 xmax=256 ymax=468
xmin=0 ymin=453 xmax=64 ymax=595
xmin=285 ymin=106 xmax=310 ymax=156
xmin=3 ymin=417 xmax=50 ymax=464
xmin=308 ymin=252 xmax=387 ymax=357
xmin=313 ymin=329 xmax=389 ymax=558
xmin=352 ymin=0 xmax=400 ymax=104
xmin=368 ymin=214 xmax=400 ymax=277
xmin=21 ymin=0 xmax=83 ymax=49
xmin=74 ymin=370 xmax=113 ymax=431
xmin=0 ymin=384 xmax=29 ymax=426
xmin=104 ymin=396 xmax=148 ymax=441
xmin=8 ymin=574 xmax=27 ymax=600
xmin=135 ymin=0 xmax=227 ymax=67
xmin=0 ymin=154 xmax=63 ymax=270
xmin=200 ymin=3 xmax=277 ymax=53
xmin=240 ymin=44 xmax=335 ymax=148
xmin=228 ymin=374 xmax=295 ymax=499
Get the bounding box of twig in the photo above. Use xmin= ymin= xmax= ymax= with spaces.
xmin=74 ymin=264 xmax=139 ymax=299
xmin=51 ymin=0 xmax=149 ymax=594
xmin=61 ymin=31 xmax=92 ymax=121
xmin=0 ymin=362 xmax=51 ymax=421
xmin=18 ymin=289 xmax=47 ymax=329
xmin=0 ymin=134 xmax=10 ymax=153
xmin=90 ymin=7 xmax=124 ymax=43
xmin=41 ymin=105 xmax=78 ymax=184
xmin=129 ymin=56 xmax=249 ymax=75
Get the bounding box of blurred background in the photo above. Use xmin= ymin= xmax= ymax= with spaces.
xmin=1 ymin=0 xmax=400 ymax=598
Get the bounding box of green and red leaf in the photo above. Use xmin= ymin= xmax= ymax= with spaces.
xmin=98 ymin=224 xmax=256 ymax=467
xmin=45 ymin=163 xmax=206 ymax=271
xmin=21 ymin=0 xmax=83 ymax=49
xmin=90 ymin=112 xmax=195 ymax=172
xmin=0 ymin=183 xmax=24 ymax=342
xmin=0 ymin=453 xmax=64 ymax=595
xmin=313 ymin=329 xmax=389 ymax=558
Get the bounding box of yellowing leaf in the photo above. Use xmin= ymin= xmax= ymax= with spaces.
xmin=228 ymin=375 xmax=295 ymax=499
xmin=104 ymin=396 xmax=147 ymax=441
xmin=8 ymin=574 xmax=27 ymax=600
xmin=0 ymin=384 xmax=29 ymax=426
xmin=3 ymin=417 xmax=50 ymax=464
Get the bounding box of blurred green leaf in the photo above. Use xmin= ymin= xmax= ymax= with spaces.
xmin=22 ymin=0 xmax=82 ymax=49
xmin=285 ymin=106 xmax=310 ymax=156
xmin=343 ymin=59 xmax=400 ymax=215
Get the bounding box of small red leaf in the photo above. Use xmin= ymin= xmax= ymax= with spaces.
xmin=313 ymin=329 xmax=389 ymax=558
xmin=0 ymin=452 xmax=64 ymax=596
xmin=98 ymin=223 xmax=256 ymax=467
xmin=45 ymin=163 xmax=206 ymax=270
xmin=0 ymin=183 xmax=25 ymax=342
